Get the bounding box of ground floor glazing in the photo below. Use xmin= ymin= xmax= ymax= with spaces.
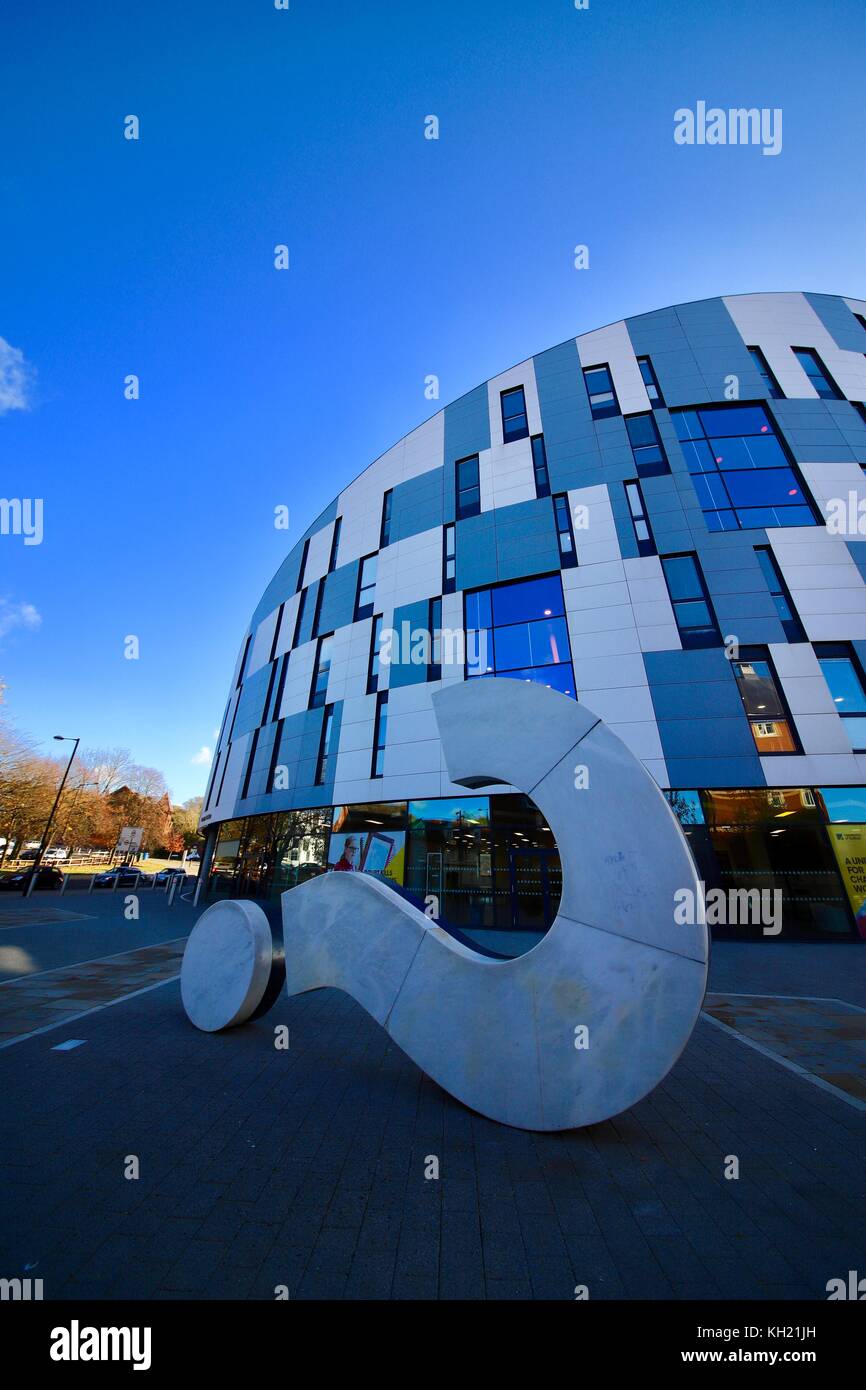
xmin=203 ymin=784 xmax=866 ymax=951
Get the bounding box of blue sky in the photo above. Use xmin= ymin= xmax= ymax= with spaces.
xmin=2 ymin=0 xmax=864 ymax=803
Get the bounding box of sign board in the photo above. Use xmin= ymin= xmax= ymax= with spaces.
xmin=116 ymin=827 xmax=144 ymax=853
xmin=826 ymin=824 xmax=866 ymax=940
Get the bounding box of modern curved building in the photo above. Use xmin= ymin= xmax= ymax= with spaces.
xmin=200 ymin=292 xmax=866 ymax=946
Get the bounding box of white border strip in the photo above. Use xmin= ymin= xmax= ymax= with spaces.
xmin=700 ymin=1010 xmax=866 ymax=1113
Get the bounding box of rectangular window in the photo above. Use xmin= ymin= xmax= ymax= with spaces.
xmin=310 ymin=577 xmax=325 ymax=639
xmin=428 ymin=597 xmax=442 ymax=681
xmin=465 ymin=573 xmax=575 ymax=698
xmin=500 ymin=386 xmax=529 ymax=443
xmin=271 ymin=651 xmax=289 ymax=722
xmin=372 ymin=693 xmax=388 ymax=778
xmin=624 ymin=480 xmax=656 ymax=556
xmin=367 ymin=614 xmax=382 ymax=694
xmin=637 ymin=355 xmax=664 ymax=407
xmin=355 ymin=553 xmax=377 ymax=620
xmin=815 ymin=643 xmax=866 ymax=750
xmin=672 ymin=402 xmax=816 ymax=531
xmin=241 ymin=728 xmax=260 ymax=801
xmin=292 ymin=585 xmax=308 ymax=647
xmin=625 ymin=412 xmax=670 ymax=477
xmin=660 ymin=553 xmax=721 ymax=649
xmin=442 ymin=523 xmax=456 ymax=594
xmin=793 ymin=347 xmax=842 ymax=400
xmin=755 ymin=546 xmax=805 ymax=642
xmin=732 ymin=649 xmax=799 ymax=754
xmin=583 ymin=364 xmax=620 ymax=419
xmin=553 ymin=493 xmax=577 ymax=568
xmin=456 ymin=455 xmax=480 ymax=519
xmin=380 ymin=489 xmax=393 ymax=547
xmin=315 ymin=705 xmax=337 ymax=785
xmin=309 ymin=633 xmax=334 ymax=708
xmin=296 ymin=538 xmax=310 ymax=593
xmin=748 ymin=346 xmax=783 ymax=399
xmin=328 ymin=517 xmax=342 ymax=573
xmin=531 ymin=435 xmax=550 ymax=498
xmin=236 ymin=634 xmax=252 ymax=690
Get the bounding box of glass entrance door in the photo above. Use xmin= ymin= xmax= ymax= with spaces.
xmin=508 ymin=847 xmax=555 ymax=931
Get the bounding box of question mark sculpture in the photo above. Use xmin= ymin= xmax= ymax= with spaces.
xmin=181 ymin=678 xmax=708 ymax=1130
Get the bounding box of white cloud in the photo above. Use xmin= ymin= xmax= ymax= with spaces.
xmin=0 ymin=337 xmax=36 ymax=415
xmin=0 ymin=599 xmax=41 ymax=641
xmin=191 ymin=745 xmax=212 ymax=765
xmin=212 ymin=727 xmax=220 ymax=740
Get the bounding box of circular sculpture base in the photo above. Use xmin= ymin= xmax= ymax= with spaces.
xmin=181 ymin=899 xmax=274 ymax=1032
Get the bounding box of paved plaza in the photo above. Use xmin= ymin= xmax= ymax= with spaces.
xmin=0 ymin=893 xmax=864 ymax=1300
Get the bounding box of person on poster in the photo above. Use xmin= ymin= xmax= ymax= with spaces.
xmin=332 ymin=835 xmax=360 ymax=872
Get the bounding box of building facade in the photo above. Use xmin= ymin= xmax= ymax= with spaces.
xmin=200 ymin=292 xmax=866 ymax=948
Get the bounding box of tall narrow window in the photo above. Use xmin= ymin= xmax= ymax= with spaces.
xmin=456 ymin=455 xmax=480 ymax=519
xmin=327 ymin=517 xmax=342 ymax=573
xmin=637 ymin=355 xmax=664 ymax=407
xmin=236 ymin=635 xmax=251 ymax=690
xmin=672 ymin=403 xmax=816 ymax=531
xmin=531 ymin=435 xmax=550 ymax=498
xmin=380 ymin=489 xmax=393 ymax=547
xmin=500 ymin=386 xmax=529 ymax=442
xmin=815 ymin=643 xmax=866 ymax=750
xmin=268 ymin=603 xmax=285 ymax=664
xmin=355 ymin=554 xmax=377 ymax=620
xmin=262 ymin=658 xmax=279 ymax=725
xmin=553 ymin=494 xmax=577 ymax=568
xmin=310 ymin=577 xmax=325 ymax=639
xmin=371 ymin=693 xmax=388 ymax=778
xmin=583 ymin=364 xmax=620 ymax=419
xmin=367 ymin=614 xmax=383 ymax=694
xmin=625 ymin=412 xmax=670 ymax=477
xmin=755 ymin=546 xmax=805 ymax=642
xmin=793 ymin=347 xmax=842 ymax=400
xmin=271 ymin=651 xmax=289 ymax=722
xmin=309 ymin=634 xmax=334 ymax=708
xmin=428 ymin=597 xmax=442 ymax=681
xmin=748 ymin=346 xmax=783 ymax=399
xmin=442 ymin=523 xmax=456 ymax=593
xmin=293 ymin=585 xmax=310 ymax=647
xmin=240 ymin=729 xmax=260 ymax=800
xmin=660 ymin=553 xmax=721 ymax=649
xmin=296 ymin=537 xmax=310 ymax=592
xmin=624 ymin=480 xmax=656 ymax=556
xmin=732 ymin=649 xmax=799 ymax=754
xmin=315 ymin=705 xmax=337 ymax=785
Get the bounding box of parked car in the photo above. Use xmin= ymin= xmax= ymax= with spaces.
xmin=0 ymin=865 xmax=63 ymax=891
xmin=93 ymin=864 xmax=144 ymax=887
xmin=151 ymin=867 xmax=191 ymax=886
xmin=44 ymin=847 xmax=69 ymax=862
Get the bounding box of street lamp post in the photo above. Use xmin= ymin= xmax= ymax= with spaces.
xmin=24 ymin=735 xmax=80 ymax=898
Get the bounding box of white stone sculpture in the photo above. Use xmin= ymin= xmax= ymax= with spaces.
xmin=182 ymin=678 xmax=708 ymax=1130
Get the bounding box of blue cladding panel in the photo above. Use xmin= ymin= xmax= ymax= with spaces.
xmin=455 ymin=511 xmax=498 ymax=590
xmin=251 ymin=543 xmax=305 ymax=627
xmin=317 ymin=561 xmax=360 ymax=634
xmin=847 ymin=542 xmax=866 ymax=585
xmin=443 ymin=385 xmax=490 ymax=519
xmin=533 ymin=339 xmax=602 ymax=492
xmin=388 ymin=599 xmax=431 ymax=688
xmin=232 ymin=665 xmax=272 ymax=739
xmin=644 ymin=647 xmax=765 ymax=787
xmin=804 ymin=293 xmax=866 ymax=353
xmin=390 ymin=468 xmax=444 ymax=543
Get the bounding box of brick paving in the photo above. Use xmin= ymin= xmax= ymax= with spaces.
xmin=0 ymin=939 xmax=187 ymax=1045
xmin=1 ymin=951 xmax=865 ymax=1300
